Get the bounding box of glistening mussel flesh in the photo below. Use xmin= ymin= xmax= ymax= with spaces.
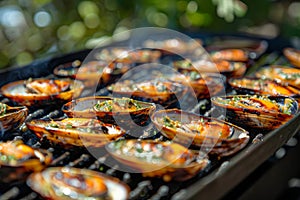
xmin=62 ymin=96 xmax=156 ymax=134
xmin=151 ymin=109 xmax=249 ymax=157
xmin=165 ymin=72 xmax=225 ymax=99
xmin=0 ymin=140 xmax=52 ymax=183
xmin=0 ymin=78 xmax=84 ymax=107
xmin=27 ymin=167 xmax=130 ymax=200
xmin=255 ymin=66 xmax=300 ymax=89
xmin=107 ymin=80 xmax=187 ymax=108
xmin=211 ymin=95 xmax=298 ymax=131
xmin=210 ymin=49 xmax=249 ymax=62
xmin=229 ymin=77 xmax=300 ymax=97
xmin=26 ymin=118 xmax=125 ymax=147
xmin=106 ymin=139 xmax=209 ymax=182
xmin=204 ymin=36 xmax=268 ymax=59
xmin=173 ymin=59 xmax=246 ymax=79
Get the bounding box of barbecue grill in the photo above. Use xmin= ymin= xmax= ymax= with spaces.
xmin=0 ymin=33 xmax=300 ymax=200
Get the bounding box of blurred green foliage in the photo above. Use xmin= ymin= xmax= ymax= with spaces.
xmin=0 ymin=0 xmax=299 ymax=69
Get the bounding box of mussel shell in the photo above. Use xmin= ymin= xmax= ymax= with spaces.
xmin=0 ymin=140 xmax=52 ymax=183
xmin=173 ymin=59 xmax=246 ymax=79
xmin=211 ymin=95 xmax=298 ymax=131
xmin=151 ymin=109 xmax=249 ymax=156
xmin=283 ymin=47 xmax=300 ymax=68
xmin=62 ymin=96 xmax=156 ymax=133
xmin=53 ymin=60 xmax=130 ymax=87
xmin=229 ymin=77 xmax=300 ymax=98
xmin=106 ymin=139 xmax=209 ymax=181
xmin=210 ymin=49 xmax=249 ymax=62
xmin=27 ymin=167 xmax=130 ymax=200
xmin=0 ymin=78 xmax=84 ymax=107
xmin=255 ymin=65 xmax=300 ymax=89
xmin=166 ymin=73 xmax=225 ymax=99
xmin=107 ymin=80 xmax=187 ymax=108
xmin=53 ymin=60 xmax=81 ymax=77
xmin=26 ymin=118 xmax=125 ymax=147
xmin=143 ymin=38 xmax=203 ymax=55
xmin=94 ymin=47 xmax=161 ymax=64
xmin=0 ymin=104 xmax=28 ymax=132
xmin=205 ymin=37 xmax=268 ymax=59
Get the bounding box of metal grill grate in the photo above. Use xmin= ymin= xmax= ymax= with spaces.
xmin=0 ymin=36 xmax=299 ymax=200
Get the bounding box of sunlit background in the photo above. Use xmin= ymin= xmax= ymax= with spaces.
xmin=0 ymin=0 xmax=299 ymax=69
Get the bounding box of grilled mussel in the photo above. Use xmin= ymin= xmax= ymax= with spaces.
xmin=0 ymin=78 xmax=84 ymax=107
xmin=166 ymin=72 xmax=225 ymax=99
xmin=204 ymin=36 xmax=268 ymax=59
xmin=283 ymin=47 xmax=300 ymax=68
xmin=95 ymin=47 xmax=161 ymax=64
xmin=255 ymin=66 xmax=300 ymax=89
xmin=0 ymin=140 xmax=52 ymax=183
xmin=210 ymin=49 xmax=249 ymax=62
xmin=229 ymin=77 xmax=300 ymax=97
xmin=173 ymin=59 xmax=246 ymax=78
xmin=54 ymin=60 xmax=129 ymax=87
xmin=0 ymin=102 xmax=28 ymax=132
xmin=26 ymin=118 xmax=125 ymax=147
xmin=211 ymin=95 xmax=298 ymax=131
xmin=62 ymin=96 xmax=155 ymax=133
xmin=108 ymin=80 xmax=187 ymax=108
xmin=143 ymin=38 xmax=203 ymax=55
xmin=27 ymin=167 xmax=130 ymax=200
xmin=106 ymin=139 xmax=209 ymax=181
xmin=151 ymin=109 xmax=249 ymax=156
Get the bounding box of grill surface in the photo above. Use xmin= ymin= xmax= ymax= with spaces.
xmin=0 ymin=33 xmax=299 ymax=200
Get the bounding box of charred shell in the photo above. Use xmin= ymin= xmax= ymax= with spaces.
xmin=106 ymin=139 xmax=209 ymax=181
xmin=151 ymin=109 xmax=249 ymax=157
xmin=27 ymin=167 xmax=130 ymax=200
xmin=26 ymin=118 xmax=125 ymax=147
xmin=211 ymin=95 xmax=298 ymax=131
xmin=0 ymin=140 xmax=52 ymax=183
xmin=0 ymin=103 xmax=28 ymax=132
xmin=0 ymin=78 xmax=84 ymax=107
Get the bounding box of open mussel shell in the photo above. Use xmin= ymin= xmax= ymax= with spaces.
xmin=204 ymin=36 xmax=268 ymax=59
xmin=0 ymin=103 xmax=28 ymax=132
xmin=173 ymin=59 xmax=246 ymax=79
xmin=106 ymin=139 xmax=209 ymax=182
xmin=27 ymin=167 xmax=130 ymax=200
xmin=53 ymin=60 xmax=130 ymax=87
xmin=26 ymin=118 xmax=125 ymax=147
xmin=210 ymin=49 xmax=249 ymax=62
xmin=0 ymin=78 xmax=84 ymax=107
xmin=62 ymin=96 xmax=156 ymax=134
xmin=229 ymin=77 xmax=300 ymax=98
xmin=94 ymin=47 xmax=162 ymax=64
xmin=211 ymin=95 xmax=298 ymax=131
xmin=0 ymin=140 xmax=52 ymax=183
xmin=107 ymin=80 xmax=187 ymax=108
xmin=166 ymin=72 xmax=225 ymax=99
xmin=143 ymin=38 xmax=203 ymax=55
xmin=255 ymin=65 xmax=300 ymax=89
xmin=151 ymin=109 xmax=249 ymax=156
xmin=283 ymin=47 xmax=300 ymax=68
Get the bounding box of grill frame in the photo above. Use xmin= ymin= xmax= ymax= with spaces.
xmin=0 ymin=33 xmax=299 ymax=200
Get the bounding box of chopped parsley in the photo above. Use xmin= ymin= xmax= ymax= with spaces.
xmin=94 ymin=98 xmax=142 ymax=112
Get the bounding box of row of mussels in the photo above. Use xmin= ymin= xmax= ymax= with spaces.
xmin=0 ymin=37 xmax=300 ymax=200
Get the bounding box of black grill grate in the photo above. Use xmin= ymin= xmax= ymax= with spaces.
xmin=0 ymin=36 xmax=298 ymax=200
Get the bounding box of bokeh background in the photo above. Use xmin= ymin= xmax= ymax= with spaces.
xmin=0 ymin=0 xmax=299 ymax=69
